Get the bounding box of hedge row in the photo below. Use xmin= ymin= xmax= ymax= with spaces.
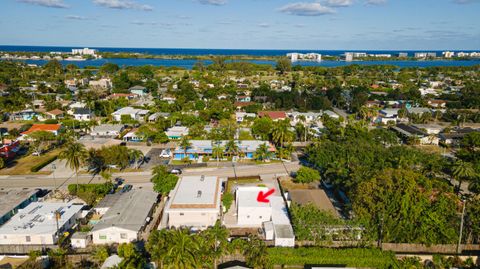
xmin=267 ymin=247 xmax=397 ymax=268
xmin=30 ymin=156 xmax=58 ymax=172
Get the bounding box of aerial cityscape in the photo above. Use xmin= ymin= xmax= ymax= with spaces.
xmin=0 ymin=0 xmax=480 ymax=268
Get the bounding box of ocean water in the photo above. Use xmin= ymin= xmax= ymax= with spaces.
xmin=1 ymin=45 xmax=480 ymax=69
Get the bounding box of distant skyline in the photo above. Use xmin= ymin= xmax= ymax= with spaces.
xmin=0 ymin=0 xmax=479 ymax=50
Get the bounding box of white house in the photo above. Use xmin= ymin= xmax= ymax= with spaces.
xmin=71 ymin=232 xmax=92 ymax=249
xmin=376 ymin=108 xmax=400 ymax=124
xmin=91 ymin=189 xmax=158 ymax=245
xmin=236 ymin=187 xmax=272 ymax=226
xmin=90 ymin=124 xmax=124 ymax=138
xmin=112 ymin=107 xmax=149 ymax=122
xmin=73 ymin=108 xmax=94 ymax=121
xmin=162 ymin=175 xmax=222 ymax=230
xmin=0 ymin=202 xmax=84 ymax=246
xmin=89 ymin=78 xmax=112 ymax=89
xmin=235 ymin=112 xmax=256 ymax=123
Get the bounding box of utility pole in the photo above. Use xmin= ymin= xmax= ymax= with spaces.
xmin=52 ymin=163 xmax=57 ymax=192
xmin=457 ymin=199 xmax=466 ymax=254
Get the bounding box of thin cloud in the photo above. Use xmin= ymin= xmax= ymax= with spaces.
xmin=453 ymin=0 xmax=479 ymax=3
xmin=279 ymin=2 xmax=335 ymax=16
xmin=258 ymin=23 xmax=271 ymax=28
xmin=365 ymin=0 xmax=387 ymax=5
xmin=131 ymin=21 xmax=157 ymax=26
xmin=324 ymin=0 xmax=354 ymax=7
xmin=92 ymin=0 xmax=153 ymax=11
xmin=17 ymin=0 xmax=68 ymax=8
xmin=65 ymin=15 xmax=89 ymax=20
xmin=198 ymin=0 xmax=227 ymax=6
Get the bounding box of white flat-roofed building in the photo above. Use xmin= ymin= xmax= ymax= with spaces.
xmin=111 ymin=107 xmax=149 ymax=122
xmin=163 ymin=175 xmax=222 ymax=230
xmin=90 ymin=124 xmax=124 ymax=138
xmin=270 ymin=196 xmax=295 ymax=247
xmin=236 ymin=187 xmax=272 ymax=226
xmin=72 ymin=48 xmax=97 ymax=56
xmin=0 ymin=202 xmax=84 ymax=246
xmin=91 ymin=189 xmax=158 ymax=245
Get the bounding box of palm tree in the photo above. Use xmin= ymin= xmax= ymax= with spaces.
xmin=59 ymin=142 xmax=87 ymax=192
xmin=128 ymin=149 xmax=144 ymax=169
xmin=242 ymin=235 xmax=270 ymax=269
xmin=166 ymin=229 xmax=200 ymax=268
xmin=254 ymin=143 xmax=273 ymax=162
xmin=179 ymin=136 xmax=192 ymax=159
xmin=212 ymin=143 xmax=225 ymax=167
xmin=271 ymin=119 xmax=293 ymax=148
xmin=225 ymin=139 xmax=239 ymax=158
xmin=146 ymin=230 xmax=170 ymax=268
xmin=453 ymin=160 xmax=476 ymax=194
xmin=203 ymin=221 xmax=229 ymax=269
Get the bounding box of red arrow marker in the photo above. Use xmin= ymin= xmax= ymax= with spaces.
xmin=257 ymin=189 xmax=275 ymax=203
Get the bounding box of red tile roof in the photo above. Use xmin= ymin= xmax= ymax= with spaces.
xmin=22 ymin=124 xmax=61 ymax=135
xmin=258 ymin=111 xmax=287 ymax=120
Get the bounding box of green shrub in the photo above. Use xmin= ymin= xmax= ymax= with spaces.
xmin=222 ymin=192 xmax=234 ymax=212
xmin=30 ymin=156 xmax=57 ymax=172
xmin=267 ymin=247 xmax=396 ymax=268
xmin=203 ymin=156 xmax=210 ymax=162
xmin=294 ymin=166 xmax=320 ymax=184
xmin=68 ymin=183 xmax=113 ymax=205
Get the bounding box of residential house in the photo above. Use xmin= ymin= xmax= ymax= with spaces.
xmin=173 ymin=140 xmax=275 ymax=160
xmin=235 ymin=112 xmax=256 ymax=123
xmin=0 ymin=140 xmax=21 ymax=159
xmin=122 ymin=129 xmax=143 ymax=142
xmin=161 ymin=95 xmax=176 ymax=104
xmin=0 ymin=202 xmax=84 ymax=245
xmin=89 ymin=78 xmax=112 ymax=89
xmin=148 ymin=112 xmax=170 ymax=122
xmin=235 ymin=187 xmax=295 ymax=247
xmin=90 ymin=124 xmax=124 ymax=138
xmin=92 ymin=189 xmax=158 ymax=245
xmin=166 ymin=126 xmax=189 ymax=140
xmin=129 ymin=86 xmax=147 ymax=96
xmin=407 ymin=107 xmax=432 ymax=116
xmin=9 ymin=109 xmax=41 ymax=121
xmin=21 ymin=124 xmax=62 ymax=138
xmin=391 ymin=124 xmax=439 ymax=145
xmin=439 ymin=128 xmax=478 ymax=146
xmin=412 ymin=124 xmax=445 ymax=135
xmin=71 ymin=232 xmax=92 ymax=249
xmin=427 ymin=100 xmax=447 ymax=108
xmin=44 ymin=109 xmax=64 ymax=120
xmin=73 ymin=108 xmax=94 ymax=121
xmin=376 ymin=108 xmax=399 ymax=124
xmin=162 ymin=176 xmax=222 ymax=230
xmin=236 ymin=95 xmax=251 ymax=103
xmin=107 ymin=93 xmax=138 ymax=100
xmin=0 ymin=188 xmax=41 ymax=225
xmin=112 ymin=107 xmax=149 ymax=122
xmin=258 ymin=111 xmax=287 ymax=121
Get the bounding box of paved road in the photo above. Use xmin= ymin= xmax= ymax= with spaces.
xmin=0 ymin=162 xmax=301 ymax=189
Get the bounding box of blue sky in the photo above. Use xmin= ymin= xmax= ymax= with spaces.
xmin=0 ymin=0 xmax=479 ymax=49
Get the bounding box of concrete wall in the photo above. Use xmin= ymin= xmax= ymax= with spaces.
xmin=167 ymin=211 xmax=218 ymax=229
xmin=237 ymin=206 xmax=271 ymax=226
xmin=92 ymin=227 xmax=137 ymax=245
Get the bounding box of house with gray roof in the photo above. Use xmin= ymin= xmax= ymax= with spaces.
xmin=91 ymin=189 xmax=158 ymax=245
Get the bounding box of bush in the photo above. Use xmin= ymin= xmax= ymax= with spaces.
xmin=293 ymin=166 xmax=320 ymax=184
xmin=68 ymin=183 xmax=113 ymax=205
xmin=267 ymin=247 xmax=396 ymax=268
xmin=203 ymin=156 xmax=210 ymax=162
xmin=44 ymin=119 xmax=58 ymax=124
xmin=30 ymin=156 xmax=57 ymax=172
xmin=222 ymin=192 xmax=234 ymax=212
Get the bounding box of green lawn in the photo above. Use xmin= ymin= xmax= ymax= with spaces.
xmin=268 ymin=247 xmax=397 ymax=268
xmin=0 ymin=148 xmax=61 ymax=175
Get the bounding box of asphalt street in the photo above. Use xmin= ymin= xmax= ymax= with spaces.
xmin=0 ymin=162 xmax=300 ymax=189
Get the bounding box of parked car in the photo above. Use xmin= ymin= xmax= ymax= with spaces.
xmin=120 ymin=184 xmax=133 ymax=193
xmin=159 ymin=149 xmax=172 ymax=158
xmin=169 ymin=168 xmax=182 ymax=175
xmin=114 ymin=177 xmax=124 ymax=185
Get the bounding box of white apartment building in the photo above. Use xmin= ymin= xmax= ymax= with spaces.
xmin=162 ymin=176 xmax=222 ymax=230
xmin=72 ymin=48 xmax=97 ymax=56
xmin=0 ymin=202 xmax=83 ymax=246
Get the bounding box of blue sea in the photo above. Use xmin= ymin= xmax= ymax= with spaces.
xmin=1 ymin=45 xmax=479 ymax=69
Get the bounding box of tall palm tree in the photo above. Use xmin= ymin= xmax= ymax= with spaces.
xmin=254 ymin=143 xmax=273 ymax=162
xmin=59 ymin=142 xmax=87 ymax=192
xmin=225 ymin=139 xmax=239 ymax=158
xmin=271 ymin=120 xmax=293 ymax=148
xmin=179 ymin=136 xmax=192 ymax=159
xmin=212 ymin=143 xmax=225 ymax=167
xmin=453 ymin=160 xmax=476 ymax=194
xmin=128 ymin=149 xmax=144 ymax=169
xmin=242 ymin=235 xmax=270 ymax=269
xmin=166 ymin=229 xmax=200 ymax=269
xmin=203 ymin=221 xmax=229 ymax=269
